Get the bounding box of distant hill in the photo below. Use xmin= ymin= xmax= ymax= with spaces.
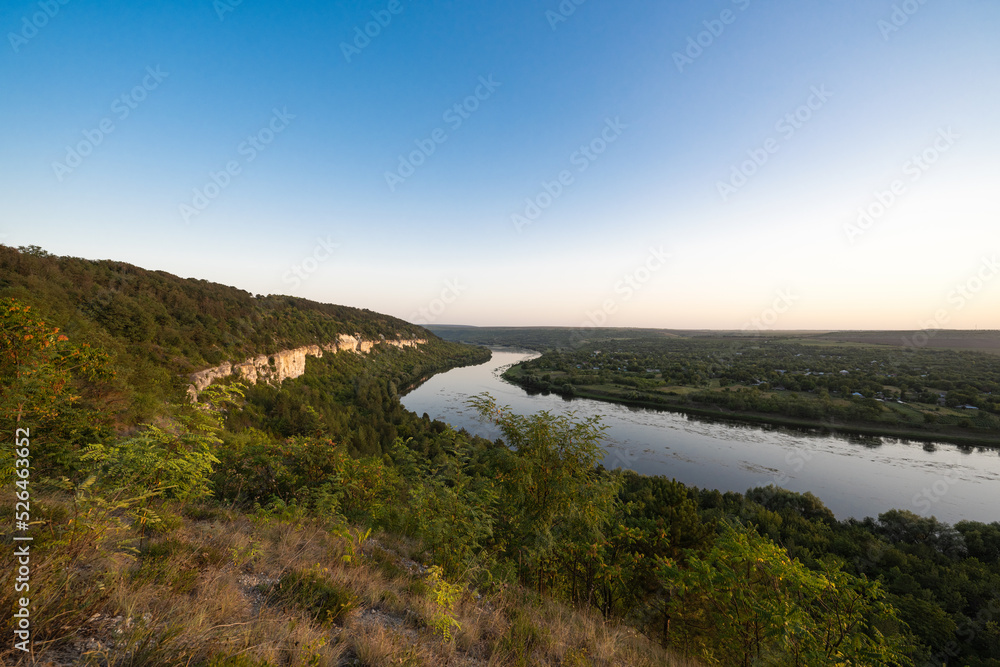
xmin=430 ymin=324 xmax=1000 ymax=354
xmin=812 ymin=329 xmax=1000 ymax=354
xmin=427 ymin=325 xmax=680 ymax=350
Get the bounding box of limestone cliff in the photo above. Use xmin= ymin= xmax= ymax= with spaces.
xmin=187 ymin=335 xmax=427 ymax=400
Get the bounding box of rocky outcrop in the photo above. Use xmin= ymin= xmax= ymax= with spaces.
xmin=187 ymin=336 xmax=427 ymax=401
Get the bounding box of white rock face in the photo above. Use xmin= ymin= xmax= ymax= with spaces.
xmin=187 ymin=336 xmax=428 ymax=400
xmin=330 ymin=334 xmax=360 ymax=353
xmin=386 ymin=339 xmax=422 ymax=349
xmin=189 ymin=362 xmax=234 ymax=392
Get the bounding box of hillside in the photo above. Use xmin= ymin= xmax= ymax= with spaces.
xmin=2 ymin=247 xmax=997 ymax=666
xmin=0 ymin=244 xmax=488 ymax=429
xmin=0 ymin=245 xmax=688 ymax=665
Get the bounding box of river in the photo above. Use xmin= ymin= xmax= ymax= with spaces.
xmin=401 ymin=349 xmax=1000 ymax=525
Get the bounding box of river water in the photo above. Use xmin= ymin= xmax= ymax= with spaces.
xmin=401 ymin=349 xmax=1000 ymax=525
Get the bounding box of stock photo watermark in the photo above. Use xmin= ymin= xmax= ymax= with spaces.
xmin=7 ymin=0 xmax=71 ymax=52
xmin=12 ymin=427 xmax=33 ymax=653
xmin=717 ymin=85 xmax=832 ymax=202
xmin=546 ymin=0 xmax=588 ymax=31
xmin=568 ymin=245 xmax=670 ymax=346
xmin=901 ymin=254 xmax=998 ymax=352
xmin=673 ymin=0 xmax=752 ymax=73
xmin=179 ymin=107 xmax=295 ymax=223
xmin=742 ymin=289 xmax=799 ymax=332
xmin=212 ymin=0 xmax=244 ymax=21
xmin=282 ymin=236 xmax=340 ymax=289
xmin=385 ymin=76 xmax=501 ymax=192
xmin=410 ymin=279 xmax=466 ymax=325
xmin=748 ymin=445 xmax=815 ymax=504
xmin=51 ymin=66 xmax=169 ymax=182
xmin=878 ymin=0 xmax=932 ymax=41
xmin=843 ymin=126 xmax=958 ymax=243
xmin=511 ymin=117 xmax=627 ymax=232
xmin=911 ymin=460 xmax=963 ymax=517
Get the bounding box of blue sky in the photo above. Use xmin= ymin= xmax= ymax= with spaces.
xmin=2 ymin=0 xmax=998 ymax=329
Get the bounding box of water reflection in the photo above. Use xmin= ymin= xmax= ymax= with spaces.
xmin=401 ymin=349 xmax=1000 ymax=524
xmin=846 ymin=434 xmax=884 ymax=448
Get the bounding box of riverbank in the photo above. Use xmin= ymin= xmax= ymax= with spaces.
xmin=503 ymin=369 xmax=1000 ymax=449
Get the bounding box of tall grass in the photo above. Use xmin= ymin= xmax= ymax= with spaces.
xmin=1 ymin=490 xmax=696 ymax=666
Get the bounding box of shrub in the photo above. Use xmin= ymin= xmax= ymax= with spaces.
xmin=263 ymin=566 xmax=357 ymax=627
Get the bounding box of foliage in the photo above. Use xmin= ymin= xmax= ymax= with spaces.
xmin=469 ymin=394 xmax=622 ymax=596
xmin=264 ymin=565 xmax=357 ymax=627
xmin=0 ymin=297 xmax=114 ymax=478
xmin=83 ymin=385 xmax=241 ymax=504
xmin=390 ymin=432 xmax=499 ymax=573
xmin=212 ymin=431 xmax=401 ymax=528
xmin=425 ymin=565 xmax=463 ymax=641
xmin=657 ymin=523 xmax=908 ymax=665
xmin=8 ymin=247 xmax=1000 ymax=665
xmin=332 ymin=526 xmax=371 ymax=566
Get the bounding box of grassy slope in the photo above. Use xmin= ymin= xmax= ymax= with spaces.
xmin=0 ymin=490 xmax=691 ymax=667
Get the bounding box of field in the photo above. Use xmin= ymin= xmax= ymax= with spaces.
xmin=812 ymin=330 xmax=1000 ymax=354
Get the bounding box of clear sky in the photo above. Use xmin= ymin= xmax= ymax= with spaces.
xmin=2 ymin=0 xmax=998 ymax=330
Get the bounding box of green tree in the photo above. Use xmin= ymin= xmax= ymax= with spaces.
xmin=390 ymin=433 xmax=498 ymax=573
xmin=82 ymin=384 xmax=242 ymax=503
xmin=0 ymin=298 xmax=111 ymax=478
xmin=656 ymin=523 xmax=908 ymax=666
xmin=468 ymin=394 xmax=621 ymax=596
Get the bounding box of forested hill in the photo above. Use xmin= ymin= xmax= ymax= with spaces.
xmin=0 ymin=244 xmax=487 ymax=425
xmin=0 ymin=245 xmax=426 ymax=363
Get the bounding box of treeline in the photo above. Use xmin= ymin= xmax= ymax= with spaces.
xmin=516 ymin=339 xmax=1000 ymax=408
xmin=506 ymin=339 xmax=1000 ymax=439
xmin=427 ymin=324 xmax=677 ymax=351
xmin=0 ymin=246 xmax=427 ymax=364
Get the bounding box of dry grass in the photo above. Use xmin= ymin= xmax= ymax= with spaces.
xmin=1 ymin=491 xmax=697 ymax=667
xmin=350 ymin=623 xmax=435 ymax=666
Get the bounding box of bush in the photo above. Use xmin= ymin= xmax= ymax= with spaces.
xmin=263 ymin=566 xmax=357 ymax=627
